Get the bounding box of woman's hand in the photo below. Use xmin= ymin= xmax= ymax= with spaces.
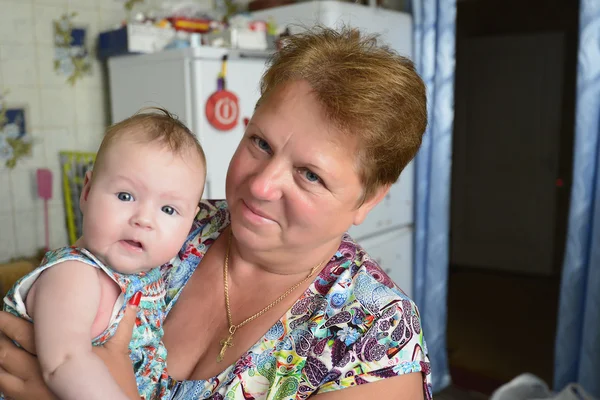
xmin=0 ymin=311 xmax=57 ymax=400
xmin=0 ymin=292 xmax=141 ymax=400
xmin=92 ymin=292 xmax=141 ymax=400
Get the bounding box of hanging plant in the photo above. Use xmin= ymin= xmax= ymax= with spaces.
xmin=53 ymin=12 xmax=92 ymax=86
xmin=0 ymin=91 xmax=33 ymax=169
xmin=123 ymin=0 xmax=145 ymax=11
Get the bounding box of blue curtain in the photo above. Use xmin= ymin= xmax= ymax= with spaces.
xmin=411 ymin=0 xmax=456 ymax=393
xmin=554 ymin=0 xmax=600 ymax=397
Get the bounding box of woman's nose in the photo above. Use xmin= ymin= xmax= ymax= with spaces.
xmin=248 ymin=160 xmax=285 ymax=201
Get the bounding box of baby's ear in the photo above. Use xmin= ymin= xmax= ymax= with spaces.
xmin=79 ymin=170 xmax=93 ymax=212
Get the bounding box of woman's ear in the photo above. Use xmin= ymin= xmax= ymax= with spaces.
xmin=79 ymin=170 xmax=93 ymax=213
xmin=353 ymin=184 xmax=391 ymax=226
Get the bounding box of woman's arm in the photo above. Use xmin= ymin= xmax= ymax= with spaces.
xmin=0 ymin=294 xmax=141 ymax=400
xmin=312 ymin=372 xmax=424 ymax=399
xmin=0 ymin=312 xmax=57 ymax=400
xmin=92 ymin=294 xmax=141 ymax=400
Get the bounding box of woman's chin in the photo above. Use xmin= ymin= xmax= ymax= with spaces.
xmin=230 ymin=219 xmax=280 ymax=250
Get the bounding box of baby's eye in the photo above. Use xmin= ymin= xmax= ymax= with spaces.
xmin=162 ymin=206 xmax=176 ymax=215
xmin=117 ymin=192 xmax=133 ymax=202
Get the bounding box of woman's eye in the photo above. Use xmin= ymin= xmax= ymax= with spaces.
xmin=304 ymin=169 xmax=321 ymax=183
xmin=117 ymin=192 xmax=133 ymax=202
xmin=253 ymin=136 xmax=272 ymax=153
xmin=162 ymin=206 xmax=176 ymax=215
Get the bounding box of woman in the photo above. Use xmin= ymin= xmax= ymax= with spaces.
xmin=0 ymin=27 xmax=430 ymax=399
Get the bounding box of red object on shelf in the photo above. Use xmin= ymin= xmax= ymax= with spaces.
xmin=167 ymin=17 xmax=213 ymax=33
xmin=249 ymin=21 xmax=267 ymax=32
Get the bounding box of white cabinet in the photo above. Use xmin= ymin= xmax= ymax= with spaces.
xmin=348 ymin=161 xmax=414 ymax=241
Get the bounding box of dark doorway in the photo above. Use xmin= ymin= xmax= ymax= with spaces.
xmin=448 ymin=0 xmax=579 ymax=394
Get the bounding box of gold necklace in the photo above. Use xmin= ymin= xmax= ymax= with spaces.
xmin=217 ymin=231 xmax=324 ymax=363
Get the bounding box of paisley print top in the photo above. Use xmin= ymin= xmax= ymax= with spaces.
xmin=161 ymin=200 xmax=432 ymax=400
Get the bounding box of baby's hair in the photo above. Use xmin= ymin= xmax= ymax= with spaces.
xmin=94 ymin=107 xmax=206 ymax=174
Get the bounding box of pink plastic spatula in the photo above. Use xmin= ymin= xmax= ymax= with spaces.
xmin=36 ymin=168 xmax=53 ymax=252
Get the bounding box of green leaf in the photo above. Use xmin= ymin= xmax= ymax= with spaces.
xmin=125 ymin=0 xmax=144 ymax=11
xmin=5 ymin=138 xmax=33 ymax=169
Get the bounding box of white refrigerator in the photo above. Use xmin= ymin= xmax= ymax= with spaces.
xmin=107 ymin=3 xmax=415 ymax=295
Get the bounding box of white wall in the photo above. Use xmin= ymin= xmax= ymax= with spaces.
xmin=0 ymin=0 xmax=166 ymax=262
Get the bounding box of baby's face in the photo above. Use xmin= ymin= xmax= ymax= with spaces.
xmin=80 ymin=139 xmax=205 ymax=274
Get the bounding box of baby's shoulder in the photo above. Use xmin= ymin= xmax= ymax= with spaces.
xmin=40 ymin=246 xmax=102 ymax=269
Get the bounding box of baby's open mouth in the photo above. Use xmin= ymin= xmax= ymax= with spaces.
xmin=124 ymin=240 xmax=143 ymax=249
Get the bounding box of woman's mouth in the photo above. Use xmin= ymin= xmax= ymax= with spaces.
xmin=241 ymin=200 xmax=276 ymax=224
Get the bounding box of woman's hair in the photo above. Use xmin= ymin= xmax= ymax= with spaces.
xmin=259 ymin=26 xmax=427 ymax=201
xmin=94 ymin=107 xmax=206 ymax=173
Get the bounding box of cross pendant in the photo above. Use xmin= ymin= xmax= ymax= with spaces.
xmin=217 ymin=333 xmax=234 ymax=363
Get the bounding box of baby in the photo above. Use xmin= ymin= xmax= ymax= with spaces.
xmin=2 ymin=108 xmax=206 ymax=400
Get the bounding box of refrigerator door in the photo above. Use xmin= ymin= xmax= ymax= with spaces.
xmin=108 ymin=51 xmax=195 ymax=127
xmin=108 ymin=48 xmax=235 ymax=130
xmin=190 ymin=55 xmax=267 ymax=199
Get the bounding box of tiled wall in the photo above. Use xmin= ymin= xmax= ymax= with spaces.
xmin=0 ymin=0 xmax=162 ymax=262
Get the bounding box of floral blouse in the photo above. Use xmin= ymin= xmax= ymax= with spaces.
xmin=161 ymin=200 xmax=432 ymax=399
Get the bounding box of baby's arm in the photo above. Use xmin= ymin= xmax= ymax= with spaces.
xmin=31 ymin=261 xmax=132 ymax=400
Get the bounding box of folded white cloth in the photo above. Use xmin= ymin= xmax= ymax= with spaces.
xmin=490 ymin=373 xmax=597 ymax=400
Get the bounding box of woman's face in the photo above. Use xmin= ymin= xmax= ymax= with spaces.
xmin=225 ymin=80 xmax=386 ymax=255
